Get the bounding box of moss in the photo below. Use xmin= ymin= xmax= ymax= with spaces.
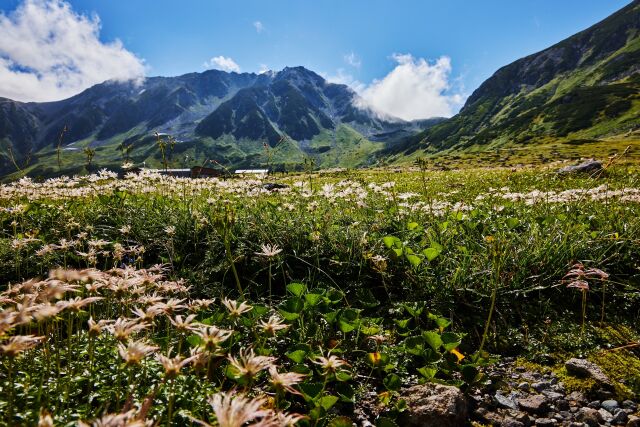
xmin=554 ymin=366 xmax=599 ymax=394
xmin=590 ymin=349 xmax=640 ymax=398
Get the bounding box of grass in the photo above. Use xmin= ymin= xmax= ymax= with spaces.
xmin=1 ymin=161 xmax=639 ymax=425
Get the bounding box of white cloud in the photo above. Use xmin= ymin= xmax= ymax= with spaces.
xmin=356 ymin=54 xmax=465 ymax=120
xmin=253 ymin=21 xmax=264 ymax=33
xmin=203 ymin=55 xmax=241 ymax=73
xmin=0 ymin=0 xmax=145 ymax=102
xmin=343 ymin=52 xmax=361 ymax=68
xmin=257 ymin=63 xmax=270 ymax=74
xmin=323 ymin=69 xmax=366 ymax=94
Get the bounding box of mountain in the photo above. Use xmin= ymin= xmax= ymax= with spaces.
xmin=0 ymin=67 xmax=435 ymax=177
xmin=390 ymin=0 xmax=640 ymax=157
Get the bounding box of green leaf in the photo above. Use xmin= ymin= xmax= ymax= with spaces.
xmin=407 ymin=222 xmax=420 ymax=231
xmin=278 ymin=310 xmax=299 ymax=321
xmin=392 ymin=247 xmax=403 ymax=257
xmin=506 ymin=217 xmax=520 ymax=229
xmin=317 ymin=395 xmax=339 ymax=411
xmin=441 ymin=332 xmax=462 ymax=351
xmin=382 ymin=236 xmax=400 ymax=248
xmin=417 ymin=366 xmax=438 ymax=379
xmin=299 ymin=382 xmax=324 ymax=400
xmin=186 ymin=334 xmax=202 ymax=347
xmin=287 ymin=282 xmax=307 ymax=297
xmin=423 ymin=331 xmax=443 ymax=351
xmin=405 ymin=253 xmax=422 ymax=267
xmin=286 ymin=350 xmax=307 ymax=364
xmin=280 ymin=297 xmax=304 ymax=313
xmin=395 ymin=319 xmax=410 ymax=330
xmin=335 ymin=382 xmax=355 ymax=402
xmin=335 ymin=371 xmax=352 ymax=382
xmin=422 ymin=247 xmax=441 ymax=262
xmin=356 ymin=288 xmax=380 ymax=307
xmin=383 ymin=373 xmax=401 ymax=391
xmin=338 ymin=320 xmax=356 ymax=333
xmin=329 ymin=417 xmax=354 ymax=427
xmin=376 ymin=417 xmax=400 ymax=427
xmin=305 ymin=293 xmax=323 ymax=306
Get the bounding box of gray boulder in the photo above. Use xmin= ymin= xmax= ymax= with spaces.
xmin=401 ymin=383 xmax=468 ymax=426
xmin=557 ymin=159 xmax=603 ymax=174
xmin=565 ymin=358 xmax=614 ymax=389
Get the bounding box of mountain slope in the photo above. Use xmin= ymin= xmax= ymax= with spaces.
xmin=392 ymin=0 xmax=640 ymax=156
xmin=0 ymin=67 xmax=433 ymax=177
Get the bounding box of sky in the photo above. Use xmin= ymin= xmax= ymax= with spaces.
xmin=0 ymin=0 xmax=633 ymax=120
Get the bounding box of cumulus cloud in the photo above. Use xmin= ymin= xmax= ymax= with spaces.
xmin=0 ymin=0 xmax=145 ymax=102
xmin=356 ymin=54 xmax=465 ymax=120
xmin=203 ymin=55 xmax=241 ymax=73
xmin=257 ymin=64 xmax=270 ymax=74
xmin=343 ymin=52 xmax=361 ymax=68
xmin=253 ymin=21 xmax=265 ymax=33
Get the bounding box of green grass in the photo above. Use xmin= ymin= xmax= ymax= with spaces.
xmin=1 ymin=162 xmax=639 ymax=424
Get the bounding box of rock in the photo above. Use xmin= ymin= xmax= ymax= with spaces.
xmin=556 ymin=400 xmax=570 ymax=411
xmin=587 ymin=400 xmax=601 ymax=409
xmin=495 ymin=392 xmax=519 ymax=410
xmin=503 ymin=417 xmax=525 ymax=427
xmin=514 ymin=412 xmax=532 ymax=427
xmin=262 ymin=182 xmax=289 ymax=191
xmin=599 ymin=408 xmax=614 ymax=423
xmin=535 ymin=418 xmax=557 ymax=426
xmin=622 ymin=400 xmax=637 ymax=411
xmin=532 ymin=381 xmax=552 ymax=392
xmin=612 ymin=410 xmax=628 ymax=425
xmin=518 ymin=395 xmax=549 ymax=415
xmin=577 ymin=407 xmax=603 ymax=427
xmin=565 ymin=358 xmax=614 ymax=389
xmin=541 ymin=390 xmax=564 ymax=401
xmin=400 ymin=383 xmax=468 ymax=427
xmin=627 ymin=415 xmax=640 ymax=427
xmin=567 ymin=391 xmax=587 ymax=405
xmin=557 ymin=159 xmax=603 ymax=174
xmin=602 ymin=400 xmax=620 ymax=413
xmin=518 ymin=382 xmax=530 ymax=391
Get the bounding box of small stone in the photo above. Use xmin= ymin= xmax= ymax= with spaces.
xmin=535 ymin=418 xmax=557 ymax=426
xmin=577 ymin=407 xmax=603 ymax=427
xmin=612 ymin=410 xmax=628 ymax=425
xmin=602 ymin=400 xmax=620 ymax=413
xmin=518 ymin=395 xmax=550 ymax=415
xmin=622 ymin=400 xmax=637 ymax=411
xmin=519 ymin=382 xmax=531 ymax=391
xmin=542 ymin=390 xmax=564 ymax=401
xmin=556 ymin=399 xmax=570 ymax=411
xmin=565 ymin=358 xmax=614 ymax=389
xmin=532 ymin=382 xmax=552 ymax=392
xmin=567 ymin=391 xmax=587 ymax=405
xmin=495 ymin=393 xmax=518 ymax=410
xmin=503 ymin=417 xmax=525 ymax=427
xmin=599 ymin=408 xmax=614 ymax=423
xmin=568 ymin=423 xmax=586 ymax=427
xmin=558 ymin=410 xmax=572 ymax=420
xmin=587 ymin=400 xmax=601 ymax=409
xmin=515 ymin=412 xmax=532 ymax=427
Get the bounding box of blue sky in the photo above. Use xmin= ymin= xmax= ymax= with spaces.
xmin=0 ymin=0 xmax=633 ymax=118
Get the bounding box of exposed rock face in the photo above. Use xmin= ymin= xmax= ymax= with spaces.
xmin=401 ymin=383 xmax=468 ymax=427
xmin=557 ymin=159 xmax=603 ymax=174
xmin=565 ymin=358 xmax=614 ymax=388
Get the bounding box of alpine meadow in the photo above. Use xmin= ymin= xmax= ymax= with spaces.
xmin=0 ymin=1 xmax=639 ymax=426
